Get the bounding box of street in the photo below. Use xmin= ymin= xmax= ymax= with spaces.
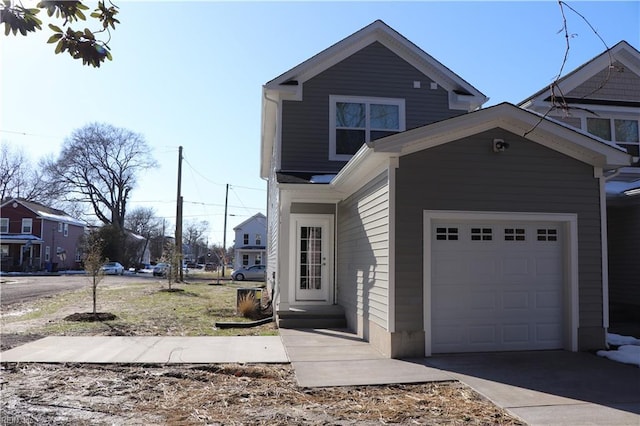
xmin=0 ymin=273 xmax=156 ymax=306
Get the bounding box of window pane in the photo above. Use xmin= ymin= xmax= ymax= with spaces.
xmin=587 ymin=118 xmax=611 ymax=140
xmin=370 ymin=104 xmax=399 ymax=130
xmin=336 ymin=102 xmax=365 ymax=128
xmin=336 ymin=129 xmax=365 ymax=155
xmin=614 ymin=119 xmax=639 ymax=143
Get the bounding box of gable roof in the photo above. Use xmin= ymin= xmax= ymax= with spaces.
xmin=233 ymin=212 xmax=266 ymax=231
xmin=261 ymin=20 xmax=488 ymax=178
xmin=519 ymin=40 xmax=640 ymax=109
xmin=0 ymin=198 xmax=85 ymax=226
xmin=265 ymin=20 xmax=486 ymax=103
xmin=330 ymin=103 xmax=631 ymax=195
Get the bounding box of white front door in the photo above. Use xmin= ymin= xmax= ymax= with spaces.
xmin=291 ymin=214 xmax=333 ymax=302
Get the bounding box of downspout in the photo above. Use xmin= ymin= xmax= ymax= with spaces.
xmin=599 ymin=167 xmax=621 ymax=336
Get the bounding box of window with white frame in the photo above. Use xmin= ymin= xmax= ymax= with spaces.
xmin=22 ymin=218 xmax=32 ymax=234
xmin=63 ymin=223 xmax=69 ymax=237
xmin=587 ymin=117 xmax=639 ymax=156
xmin=58 ymin=222 xmax=63 ymax=233
xmin=45 ymin=246 xmax=51 ymax=262
xmin=0 ymin=218 xmax=8 ymax=233
xmin=75 ymin=248 xmax=81 ymax=262
xmin=255 ymin=234 xmax=262 ymax=245
xmin=255 ymin=254 xmax=262 ymax=265
xmin=243 ymin=233 xmax=249 ymax=245
xmin=242 ymin=254 xmax=249 ymax=266
xmin=1 ymin=245 xmax=8 ymax=257
xmin=330 ymin=95 xmax=405 ymax=161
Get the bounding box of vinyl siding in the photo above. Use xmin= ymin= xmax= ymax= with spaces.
xmin=337 ymin=171 xmax=390 ymax=330
xmin=266 ymin=170 xmax=280 ymax=297
xmin=394 ymin=128 xmax=603 ymax=337
xmin=566 ymin=61 xmax=640 ymax=101
xmin=281 ymin=42 xmax=463 ymax=173
xmin=608 ymin=201 xmax=640 ymax=307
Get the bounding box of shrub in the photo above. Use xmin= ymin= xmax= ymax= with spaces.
xmin=237 ymin=293 xmax=259 ymax=319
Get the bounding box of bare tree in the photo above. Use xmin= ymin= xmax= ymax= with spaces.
xmin=125 ymin=206 xmax=161 ymax=264
xmin=82 ymin=230 xmax=105 ymax=315
xmin=184 ymin=219 xmax=209 ymax=263
xmin=44 ymin=123 xmax=157 ymax=261
xmin=0 ymin=143 xmax=63 ymax=205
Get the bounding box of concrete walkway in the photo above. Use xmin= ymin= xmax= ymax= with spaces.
xmin=2 ymin=330 xmax=639 ymax=426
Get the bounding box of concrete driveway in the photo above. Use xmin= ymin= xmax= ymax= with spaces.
xmin=422 ymin=351 xmax=640 ymax=426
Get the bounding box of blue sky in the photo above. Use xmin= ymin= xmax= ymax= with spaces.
xmin=2 ymin=1 xmax=638 ymax=246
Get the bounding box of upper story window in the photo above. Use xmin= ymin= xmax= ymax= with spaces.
xmin=58 ymin=222 xmax=63 ymax=233
xmin=587 ymin=117 xmax=639 ymax=156
xmin=0 ymin=218 xmax=8 ymax=233
xmin=329 ymin=95 xmax=405 ymax=161
xmin=63 ymin=223 xmax=69 ymax=237
xmin=255 ymin=234 xmax=262 ymax=245
xmin=243 ymin=233 xmax=249 ymax=245
xmin=22 ymin=218 xmax=32 ymax=234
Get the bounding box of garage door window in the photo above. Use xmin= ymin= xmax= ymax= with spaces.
xmin=471 ymin=228 xmax=492 ymax=241
xmin=537 ymin=229 xmax=558 ymax=241
xmin=504 ymin=228 xmax=526 ymax=241
xmin=436 ymin=227 xmax=458 ymax=240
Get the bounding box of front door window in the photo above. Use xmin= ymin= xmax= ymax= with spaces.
xmin=291 ymin=214 xmax=333 ymax=302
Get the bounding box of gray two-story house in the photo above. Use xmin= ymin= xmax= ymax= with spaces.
xmin=260 ymin=20 xmax=631 ymax=358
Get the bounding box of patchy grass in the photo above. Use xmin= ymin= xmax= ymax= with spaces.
xmin=2 ymin=280 xmax=276 ymax=338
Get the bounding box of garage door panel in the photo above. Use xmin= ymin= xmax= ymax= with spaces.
xmin=431 ymin=221 xmax=564 ymax=353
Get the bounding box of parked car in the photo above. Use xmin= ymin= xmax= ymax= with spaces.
xmin=153 ymin=263 xmax=170 ymax=277
xmin=231 ymin=265 xmax=266 ymax=281
xmin=101 ymin=262 xmax=124 ymax=275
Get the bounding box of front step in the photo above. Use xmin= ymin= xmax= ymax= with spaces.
xmin=277 ymin=305 xmax=346 ymax=329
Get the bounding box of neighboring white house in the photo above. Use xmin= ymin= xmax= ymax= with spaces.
xmin=232 ymin=213 xmax=266 ymax=269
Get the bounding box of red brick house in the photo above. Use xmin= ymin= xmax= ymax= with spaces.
xmin=0 ymin=198 xmax=86 ymax=272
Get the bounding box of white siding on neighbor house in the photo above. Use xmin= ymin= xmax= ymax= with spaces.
xmin=266 ymin=171 xmax=280 ymax=298
xmin=337 ymin=171 xmax=390 ymax=330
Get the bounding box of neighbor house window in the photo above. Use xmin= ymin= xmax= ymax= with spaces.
xmin=255 ymin=234 xmax=262 ymax=245
xmin=63 ymin=223 xmax=68 ymax=237
xmin=75 ymin=249 xmax=81 ymax=262
xmin=58 ymin=222 xmax=63 ymax=233
xmin=21 ymin=218 xmax=32 ymax=234
xmin=0 ymin=218 xmax=8 ymax=233
xmin=243 ymin=233 xmax=249 ymax=245
xmin=330 ymin=95 xmax=405 ymax=161
xmin=587 ymin=117 xmax=639 ymax=156
xmin=45 ymin=246 xmax=51 ymax=262
xmin=1 ymin=244 xmax=8 ymax=257
xmin=242 ymin=254 xmax=249 ymax=266
xmin=255 ymin=254 xmax=262 ymax=265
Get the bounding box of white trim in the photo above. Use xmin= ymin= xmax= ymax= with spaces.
xmin=0 ymin=217 xmax=8 ymax=233
xmin=423 ymin=210 xmax=579 ymax=356
xmin=329 ymin=95 xmax=406 ymax=161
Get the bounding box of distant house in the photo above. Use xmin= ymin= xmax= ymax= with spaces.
xmin=520 ymin=40 xmax=640 ymax=317
xmin=260 ymin=20 xmax=631 ymax=358
xmin=0 ymin=198 xmax=86 ymax=272
xmin=232 ymin=213 xmax=266 ymax=270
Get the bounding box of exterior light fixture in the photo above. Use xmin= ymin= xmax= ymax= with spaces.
xmin=493 ymin=139 xmax=510 ymax=152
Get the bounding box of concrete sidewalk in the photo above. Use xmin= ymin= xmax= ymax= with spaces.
xmin=0 ymin=336 xmax=288 ymax=364
xmin=2 ymin=331 xmax=639 ymax=426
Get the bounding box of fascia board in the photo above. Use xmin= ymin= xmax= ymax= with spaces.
xmin=260 ymin=88 xmax=279 ymax=179
xmin=373 ymin=104 xmax=631 ymax=168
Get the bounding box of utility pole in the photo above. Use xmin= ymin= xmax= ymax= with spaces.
xmin=176 ymin=146 xmax=184 ymax=282
xmin=222 ymin=183 xmax=229 ymax=278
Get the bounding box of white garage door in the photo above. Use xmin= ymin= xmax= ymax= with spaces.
xmin=431 ymin=221 xmax=564 ymax=353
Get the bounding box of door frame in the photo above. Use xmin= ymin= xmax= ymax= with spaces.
xmin=423 ymin=210 xmax=579 ymax=356
xmin=288 ymin=213 xmax=335 ymax=305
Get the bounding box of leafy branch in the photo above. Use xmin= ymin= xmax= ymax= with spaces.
xmin=1 ymin=0 xmax=119 ymax=67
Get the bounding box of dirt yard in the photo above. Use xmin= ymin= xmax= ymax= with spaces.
xmin=0 ymin=277 xmax=525 ymax=425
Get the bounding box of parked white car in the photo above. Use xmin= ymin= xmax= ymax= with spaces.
xmin=231 ymin=265 xmax=266 ymax=281
xmin=101 ymin=262 xmax=124 ymax=275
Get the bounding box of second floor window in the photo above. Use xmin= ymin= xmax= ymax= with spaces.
xmin=330 ymin=95 xmax=405 ymax=161
xmin=587 ymin=117 xmax=639 ymax=156
xmin=0 ymin=218 xmax=8 ymax=233
xmin=63 ymin=223 xmax=69 ymax=237
xmin=243 ymin=233 xmax=249 ymax=245
xmin=22 ymin=218 xmax=32 ymax=234
xmin=255 ymin=234 xmax=262 ymax=245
